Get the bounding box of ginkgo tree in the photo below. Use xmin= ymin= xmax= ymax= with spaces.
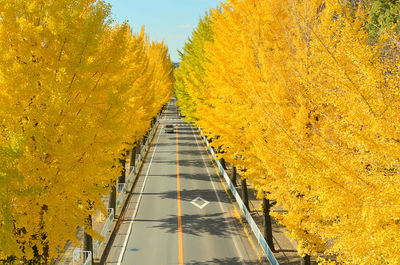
xmin=174 ymin=13 xmax=213 ymax=123
xmin=0 ymin=0 xmax=173 ymax=262
xmin=176 ymin=0 xmax=400 ymax=264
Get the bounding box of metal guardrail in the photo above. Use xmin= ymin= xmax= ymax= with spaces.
xmin=93 ymin=208 xmax=114 ymax=258
xmin=72 ymin=248 xmax=92 ymax=265
xmin=198 ymin=126 xmax=280 ymax=265
xmin=90 ymin=115 xmax=160 ymax=260
xmin=116 ymin=183 xmax=127 ymax=211
xmin=114 ymin=123 xmax=157 ymax=213
xmin=59 ymin=115 xmax=161 ymax=264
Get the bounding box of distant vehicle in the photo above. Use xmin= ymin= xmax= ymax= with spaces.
xmin=164 ymin=124 xmax=174 ymax=133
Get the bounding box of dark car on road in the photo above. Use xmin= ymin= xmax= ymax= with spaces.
xmin=164 ymin=124 xmax=174 ymax=133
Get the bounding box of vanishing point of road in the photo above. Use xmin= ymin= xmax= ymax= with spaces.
xmin=103 ymin=100 xmax=266 ymax=265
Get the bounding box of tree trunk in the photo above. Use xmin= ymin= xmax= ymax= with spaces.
xmin=232 ymin=166 xmax=237 ymax=187
xmin=136 ymin=141 xmax=142 ymax=162
xmin=263 ymin=197 xmax=275 ymax=252
xmin=220 ymin=157 xmax=227 ymax=170
xmin=108 ymin=185 xmax=116 ymax=217
xmin=301 ymin=254 xmax=311 ymax=265
xmin=118 ymin=158 xmax=126 ymax=184
xmin=241 ymin=178 xmax=249 ymax=211
xmin=130 ymin=145 xmax=137 ymax=173
xmin=83 ymin=214 xmax=93 ymax=262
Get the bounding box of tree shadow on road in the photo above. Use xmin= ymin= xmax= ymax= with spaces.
xmin=133 ymin=187 xmax=230 ymax=204
xmin=145 ymin=171 xmax=216 ymax=183
xmin=168 ymin=188 xmax=230 ymax=204
xmin=185 ymin=257 xmax=261 ymax=265
xmin=155 ymin=142 xmax=195 ymax=148
xmin=153 ymin=150 xmax=198 ymax=155
xmin=173 ymin=136 xmax=198 ymax=141
xmin=150 ymin=213 xmax=240 ymax=238
xmin=151 ymin=158 xmax=204 ymax=168
xmin=176 ymin=129 xmax=196 ymax=135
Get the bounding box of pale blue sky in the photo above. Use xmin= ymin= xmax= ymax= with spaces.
xmin=106 ymin=0 xmax=222 ymax=62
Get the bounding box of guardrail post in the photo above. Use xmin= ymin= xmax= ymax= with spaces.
xmin=117 ymin=183 xmax=126 ymax=193
xmin=73 ymin=248 xmax=80 ymax=265
xmin=73 ymin=248 xmax=92 ymax=265
xmin=116 ymin=183 xmax=127 ymax=212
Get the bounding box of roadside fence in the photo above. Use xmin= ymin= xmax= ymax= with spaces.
xmin=90 ymin=114 xmax=159 ymax=260
xmin=93 ymin=208 xmax=114 ymax=258
xmin=72 ymin=248 xmax=91 ymax=265
xmin=198 ymin=126 xmax=280 ymax=265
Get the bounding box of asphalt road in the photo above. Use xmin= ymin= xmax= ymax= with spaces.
xmin=104 ymin=100 xmax=265 ymax=265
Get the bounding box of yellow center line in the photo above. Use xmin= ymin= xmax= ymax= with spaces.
xmin=176 ymin=108 xmax=184 ymax=265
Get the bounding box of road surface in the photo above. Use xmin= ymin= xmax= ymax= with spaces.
xmin=103 ymin=100 xmax=265 ymax=264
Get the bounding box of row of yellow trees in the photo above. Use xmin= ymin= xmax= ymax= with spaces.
xmin=0 ymin=0 xmax=173 ymax=262
xmin=175 ymin=0 xmax=400 ymax=264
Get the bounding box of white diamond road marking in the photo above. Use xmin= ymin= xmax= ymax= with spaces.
xmin=190 ymin=197 xmax=210 ymax=209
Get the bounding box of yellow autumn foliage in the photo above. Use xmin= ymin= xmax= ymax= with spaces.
xmin=0 ymin=0 xmax=172 ymax=261
xmin=176 ymin=0 xmax=400 ymax=264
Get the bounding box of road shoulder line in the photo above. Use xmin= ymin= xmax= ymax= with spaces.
xmin=191 ymin=126 xmax=248 ymax=265
xmin=115 ymin=128 xmax=163 ymax=265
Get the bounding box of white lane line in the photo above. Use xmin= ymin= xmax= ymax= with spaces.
xmin=116 ymin=128 xmax=162 ymax=265
xmin=190 ymin=126 xmax=246 ymax=265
